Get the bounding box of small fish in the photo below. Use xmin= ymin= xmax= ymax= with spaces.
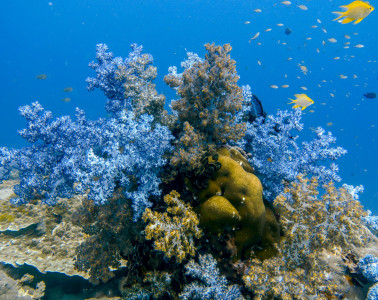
xmin=257 ymin=60 xmax=262 ymax=65
xmin=340 ymin=74 xmax=348 ymax=79
xmin=364 ymin=92 xmax=376 ymax=98
xmin=311 ymin=25 xmax=318 ymax=28
xmin=322 ymin=28 xmax=327 ymax=34
xmin=334 ymin=57 xmax=340 ymax=60
xmin=327 ymin=122 xmax=333 ymax=127
xmin=316 ymin=48 xmax=320 ymax=53
xmin=61 ymin=97 xmax=71 ymax=102
xmin=249 ymin=32 xmax=260 ymax=41
xmin=344 ymin=46 xmax=350 ymax=49
xmin=265 ymin=28 xmax=272 ymax=32
xmin=276 ymin=23 xmax=284 ymax=26
xmin=254 ymin=9 xmax=262 ymax=12
xmin=328 ymin=38 xmax=337 ymax=43
xmin=354 ymin=44 xmax=364 ymax=48
xmin=270 ymin=85 xmax=279 ymax=89
xmin=298 ymin=5 xmax=308 ymax=10
xmin=287 ymin=57 xmax=293 ymax=61
xmin=285 ymin=27 xmax=292 ymax=35
xmin=344 ymin=34 xmax=351 ymax=39
xmin=300 ymin=86 xmax=308 ymax=90
xmin=306 ymin=37 xmax=312 ymax=40
xmin=309 ymin=110 xmax=315 ymax=113
xmin=353 ymin=74 xmax=358 ymax=78
xmin=63 ymin=87 xmax=73 ymax=92
xmin=244 ymin=21 xmax=251 ymax=24
xmin=322 ymin=40 xmax=326 ymax=46
xmin=298 ymin=64 xmax=308 ymax=75
xmin=330 ymin=93 xmax=335 ymax=97
xmin=288 ymin=93 xmax=314 ymax=110
xmin=281 ymin=84 xmax=289 ymax=88
xmin=333 ymin=1 xmax=374 ymax=24
xmin=36 ymin=74 xmax=48 ymax=80
xmin=281 ymin=1 xmax=291 ymax=5
xmin=317 ymin=18 xmax=322 ymax=23
xmin=345 ymin=42 xmax=351 ymax=45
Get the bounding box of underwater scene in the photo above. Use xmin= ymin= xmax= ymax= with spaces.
xmin=1 ymin=0 xmax=378 ymax=299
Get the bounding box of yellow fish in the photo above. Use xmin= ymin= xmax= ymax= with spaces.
xmin=333 ymin=1 xmax=374 ymax=24
xmin=288 ymin=93 xmax=314 ymax=110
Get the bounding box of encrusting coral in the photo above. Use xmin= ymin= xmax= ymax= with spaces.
xmin=165 ymin=43 xmax=246 ymax=173
xmin=197 ymin=146 xmax=280 ymax=258
xmin=143 ymin=190 xmax=202 ymax=263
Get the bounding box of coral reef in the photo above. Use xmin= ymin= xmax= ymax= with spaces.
xmin=165 ymin=43 xmax=246 ymax=172
xmin=73 ymin=188 xmax=140 ymax=284
xmin=274 ymin=175 xmax=373 ymax=267
xmin=0 ymin=269 xmax=45 ymax=300
xmin=1 ymin=41 xmax=378 ymax=299
xmin=243 ymin=257 xmax=340 ymax=300
xmin=180 ymin=254 xmax=243 ymax=300
xmin=86 ymin=43 xmax=144 ymax=114
xmin=0 ymin=102 xmax=172 ymax=221
xmin=197 ymin=147 xmax=280 ymax=257
xmin=239 ymin=109 xmax=347 ymax=201
xmin=242 ymin=175 xmax=378 ymax=299
xmin=0 ymin=179 xmax=87 ymax=279
xmin=359 ymin=255 xmax=378 ymax=300
xmin=119 ymin=271 xmax=173 ymax=299
xmin=143 ymin=190 xmax=202 ymax=263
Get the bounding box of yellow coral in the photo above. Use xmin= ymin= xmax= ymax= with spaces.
xmin=198 ymin=147 xmax=280 ymax=258
xmin=143 ymin=191 xmax=202 ymax=263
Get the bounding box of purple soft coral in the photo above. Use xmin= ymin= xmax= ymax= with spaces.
xmin=86 ymin=43 xmax=147 ymax=114
xmin=239 ymin=108 xmax=347 ymax=200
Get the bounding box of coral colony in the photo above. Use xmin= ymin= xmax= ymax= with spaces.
xmin=1 ymin=43 xmax=378 ymax=299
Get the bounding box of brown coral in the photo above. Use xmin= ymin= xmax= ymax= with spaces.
xmin=116 ymin=53 xmax=172 ymax=127
xmin=166 ymin=43 xmax=246 ymax=173
xmin=143 ymin=191 xmax=202 ymax=263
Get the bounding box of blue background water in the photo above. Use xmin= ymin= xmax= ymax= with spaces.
xmin=1 ymin=0 xmax=377 ymax=213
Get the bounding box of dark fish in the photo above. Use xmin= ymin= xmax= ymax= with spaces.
xmin=250 ymin=94 xmax=266 ymax=122
xmin=364 ymin=92 xmax=376 ymax=99
xmin=285 ymin=28 xmax=292 ymax=35
xmin=36 ymin=74 xmax=47 ymax=80
xmin=63 ymin=87 xmax=73 ymax=92
xmin=61 ymin=97 xmax=71 ymax=102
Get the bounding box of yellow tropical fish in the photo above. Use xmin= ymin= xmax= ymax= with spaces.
xmin=333 ymin=1 xmax=374 ymax=24
xmin=288 ymin=93 xmax=314 ymax=110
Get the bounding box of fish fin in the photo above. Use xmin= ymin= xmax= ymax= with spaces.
xmin=294 ymin=94 xmax=304 ymax=97
xmin=301 ymin=106 xmax=306 ymax=110
xmin=292 ymin=105 xmax=300 ymax=108
xmin=354 ymin=18 xmax=364 ymax=24
xmin=342 ymin=17 xmax=354 ymax=24
xmin=288 ymin=98 xmax=295 ymax=104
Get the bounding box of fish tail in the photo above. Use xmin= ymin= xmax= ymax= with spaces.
xmin=332 ymin=12 xmax=345 ymax=21
xmin=287 ymin=98 xmax=295 ymax=104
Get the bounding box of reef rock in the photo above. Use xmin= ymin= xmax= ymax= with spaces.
xmin=0 ymin=180 xmax=87 ymax=279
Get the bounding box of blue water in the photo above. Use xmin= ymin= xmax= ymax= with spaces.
xmin=1 ymin=0 xmax=377 ymax=214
